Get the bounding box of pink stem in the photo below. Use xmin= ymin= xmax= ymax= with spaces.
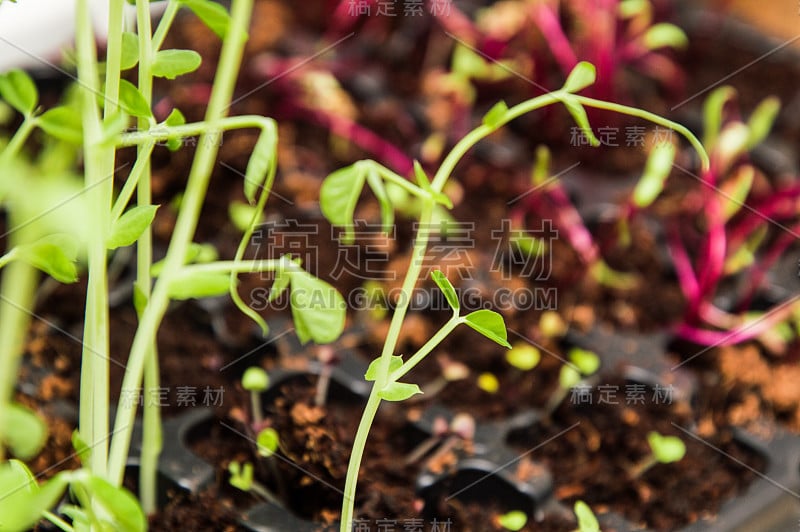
xmin=667 ymin=225 xmax=700 ymax=318
xmin=737 ymin=220 xmax=800 ymax=311
xmin=529 ymin=3 xmax=578 ymax=76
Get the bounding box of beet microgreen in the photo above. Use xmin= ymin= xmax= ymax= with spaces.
xmin=0 ymin=0 xmax=347 ymax=525
xmin=323 ymin=61 xmax=707 ymax=530
xmin=629 ymin=431 xmax=686 ymax=478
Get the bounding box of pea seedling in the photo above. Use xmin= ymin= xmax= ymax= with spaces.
xmin=629 ymin=431 xmax=686 ymax=478
xmin=242 ymin=366 xmax=269 ymax=430
xmin=228 ymin=460 xmax=280 ymax=505
xmin=544 ymin=347 xmax=600 ymax=416
xmin=322 ymin=61 xmax=708 ymax=530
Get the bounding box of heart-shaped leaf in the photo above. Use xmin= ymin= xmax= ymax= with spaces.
xmin=320 ymin=163 xmax=366 ymax=245
xmin=2 ymin=403 xmax=47 ymax=460
xmin=462 ymin=309 xmax=511 ymax=348
xmin=378 ymin=381 xmax=422 ymax=401
xmin=289 ymin=270 xmax=346 ymax=344
xmin=152 ymin=49 xmax=202 ymax=80
xmin=39 ymin=106 xmax=83 ymax=144
xmin=0 ymin=69 xmax=38 ymax=115
xmin=562 ymin=62 xmax=596 ymax=93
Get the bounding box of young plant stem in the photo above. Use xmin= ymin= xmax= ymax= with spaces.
xmin=0 ymin=228 xmax=39 ymax=461
xmin=250 ymin=391 xmax=263 ymax=427
xmin=0 ymin=117 xmax=37 ymax=166
xmin=76 ymin=0 xmax=122 ymax=479
xmin=135 ymin=0 xmax=162 ymax=514
xmin=628 ymin=455 xmax=658 ymax=479
xmin=106 ymin=0 xmax=254 ymax=487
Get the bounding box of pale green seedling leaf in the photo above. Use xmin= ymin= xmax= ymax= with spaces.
xmin=228 ymin=461 xmax=253 ymax=492
xmin=168 ymin=271 xmax=231 ymax=300
xmin=715 ymin=122 xmax=749 ymax=171
xmin=120 ymin=32 xmax=139 ymax=70
xmin=163 ymin=107 xmax=186 ymax=151
xmin=642 ymin=23 xmax=688 ymax=50
xmin=320 ymin=163 xmax=366 ymax=244
xmin=118 ymin=79 xmax=152 ymax=119
xmin=482 ymin=100 xmax=508 ymax=129
xmin=229 ymin=201 xmax=264 ymax=233
xmin=647 ymin=431 xmax=686 ymax=463
xmin=71 ymin=430 xmax=91 ymax=464
xmin=365 ymin=355 xmax=404 ymax=381
xmin=83 ymin=475 xmax=146 ymax=532
xmin=463 ymin=309 xmax=512 ymax=348
xmin=562 ymin=61 xmax=596 ymax=93
xmin=477 ymin=372 xmax=499 ymax=393
xmin=17 ymin=234 xmax=79 ymax=283
xmin=568 ymin=347 xmax=600 ymax=375
xmin=413 ymin=160 xmax=432 ymax=190
xmin=179 ymin=0 xmax=231 ymax=39
xmin=618 ymin=0 xmax=649 ymax=19
xmin=244 ymin=123 xmax=277 ymax=203
xmin=39 ymin=106 xmax=83 ymax=144
xmin=107 ymin=205 xmax=159 ymax=249
xmin=574 ymin=500 xmax=600 ymax=532
xmin=719 ymin=165 xmax=754 ymax=221
xmin=2 ymin=403 xmax=47 ymax=460
xmin=289 ymin=270 xmax=346 ymax=344
xmin=746 ymin=96 xmax=780 ymax=149
xmin=152 ymin=49 xmax=202 ymax=79
xmin=256 ymin=428 xmax=279 ymax=458
xmin=505 ymin=343 xmax=540 ymax=371
xmin=562 ymin=97 xmax=600 ymax=146
xmin=378 ymin=381 xmax=422 ymax=401
xmin=559 ymin=365 xmax=581 ymax=389
xmin=632 ymin=141 xmax=675 ymax=208
xmin=497 ymin=510 xmax=527 ymax=531
xmin=0 ymin=69 xmax=38 ymax=115
xmin=0 ymin=461 xmax=68 ymax=531
xmin=431 ymin=270 xmax=459 ymax=312
xmin=702 ymin=86 xmax=736 ymax=148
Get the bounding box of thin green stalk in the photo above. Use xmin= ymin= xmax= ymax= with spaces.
xmin=42 ymin=511 xmax=74 ymax=532
xmin=0 ymin=230 xmax=39 ymax=462
xmin=109 ymin=141 xmax=156 ymax=221
xmin=0 ymin=118 xmax=37 ymax=166
xmin=76 ymin=0 xmax=119 ymax=479
xmin=389 ymin=317 xmax=460 ymax=382
xmin=107 ymin=0 xmax=254 ymax=486
xmin=135 ymin=0 xmax=161 ymax=515
xmin=340 ymin=199 xmax=435 ymax=531
xmin=151 ymin=0 xmax=180 ymax=52
xmin=118 ymin=115 xmax=274 ymax=147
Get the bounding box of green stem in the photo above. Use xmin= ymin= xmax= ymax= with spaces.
xmin=151 ymin=0 xmax=180 ymax=52
xmin=389 ymin=317 xmax=460 ymax=382
xmin=42 ymin=511 xmax=74 ymax=532
xmin=118 ymin=115 xmax=274 ymax=147
xmin=0 ymin=231 xmax=39 ymax=462
xmin=109 ymin=141 xmax=155 ymax=221
xmin=107 ymin=0 xmax=254 ymax=486
xmin=0 ymin=117 xmax=37 ymax=166
xmin=340 ymin=198 xmax=435 ymax=531
xmin=135 ymin=0 xmax=161 ymax=515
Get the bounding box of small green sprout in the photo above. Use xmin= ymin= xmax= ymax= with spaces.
xmin=545 ymin=348 xmax=600 ymax=416
xmin=242 ymin=366 xmax=269 ymax=428
xmin=228 ymin=460 xmax=279 ymax=504
xmin=629 ymin=431 xmax=686 ymax=478
xmin=573 ymin=500 xmax=600 ymax=532
xmin=256 ymin=427 xmax=279 ymax=458
xmin=506 ymin=343 xmax=541 ymax=371
xmin=497 ymin=509 xmax=528 ymax=531
xmin=477 ymin=372 xmax=500 ymax=393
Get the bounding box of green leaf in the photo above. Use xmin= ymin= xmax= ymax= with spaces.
xmin=83 ymin=475 xmax=146 ymax=532
xmin=574 ymin=500 xmax=600 ymax=532
xmin=618 ymin=0 xmax=650 ymax=18
xmin=244 ymin=122 xmax=278 ymax=203
xmin=647 ymin=431 xmax=686 ymax=464
xmin=152 ymin=49 xmax=202 ymax=79
xmin=505 ymin=343 xmax=540 ymax=371
xmin=568 ymin=347 xmax=600 ymax=375
xmin=365 ymin=167 xmax=394 ymax=234
xmin=431 ymin=270 xmax=459 ymax=312
xmin=71 ymin=430 xmax=91 ymax=465
xmin=228 ymin=461 xmax=253 ymax=492
xmin=365 ymin=355 xmax=403 ymax=381
xmin=716 ymin=122 xmax=750 ymax=171
xmin=289 ymin=270 xmax=346 ymax=344
xmin=497 ymin=510 xmax=527 ymax=531
xmin=120 ymin=32 xmax=139 ymax=70
xmin=229 ymin=201 xmax=264 ymax=233
xmin=16 ymin=234 xmax=79 ymax=283
xmin=720 ymin=165 xmax=754 ymax=221
xmin=2 ymin=403 xmax=47 ymax=460
xmin=0 ymin=461 xmax=68 ymax=532
xmin=562 ymin=97 xmax=600 ymax=146
xmin=179 ymin=0 xmax=231 ymax=39
xmin=168 ymin=271 xmax=231 ymax=300
xmin=163 ymin=108 xmax=186 ymax=151
xmin=268 ymin=265 xmax=291 ymax=302
xmin=0 ymin=69 xmax=38 ymax=115
xmin=632 ymin=141 xmax=675 ymax=208
xmin=642 ymin=23 xmax=688 ymax=50
xmin=559 ymin=365 xmax=581 ymax=389
xmin=107 ymin=205 xmax=159 ymax=249
xmin=320 ymin=163 xmax=366 ymax=245
xmin=256 ymin=428 xmax=279 ymax=458
xmin=482 ymin=100 xmax=508 ymax=129
xmin=462 ymin=309 xmax=511 ymax=348
xmin=702 ymin=86 xmax=736 ymax=148
xmin=562 ymin=61 xmax=596 ymax=93
xmin=378 ymin=381 xmax=422 ymax=401
xmin=413 ymin=160 xmax=432 ymax=190
xmin=39 ymin=106 xmax=83 ymax=144
xmin=118 ymin=79 xmax=152 ymax=119
xmin=746 ymin=96 xmax=780 ymax=149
